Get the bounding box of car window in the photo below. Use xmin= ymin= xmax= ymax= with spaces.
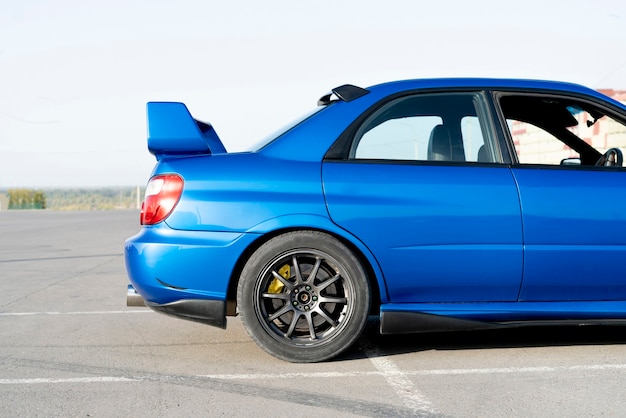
xmin=566 ymin=105 xmax=626 ymax=155
xmin=354 ymin=115 xmax=442 ymax=160
xmin=507 ymin=119 xmax=580 ymax=165
xmin=351 ymin=92 xmax=498 ymax=163
xmin=499 ymin=94 xmax=626 ymax=167
xmin=461 ymin=116 xmax=489 ymax=162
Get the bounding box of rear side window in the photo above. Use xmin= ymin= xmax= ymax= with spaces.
xmin=350 ymin=92 xmax=499 ymax=163
xmin=354 ymin=115 xmax=442 ymax=160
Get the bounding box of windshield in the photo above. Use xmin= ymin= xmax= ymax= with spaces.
xmin=247 ymin=106 xmax=325 ymax=151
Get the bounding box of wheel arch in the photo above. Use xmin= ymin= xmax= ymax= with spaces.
xmin=225 ymin=221 xmax=386 ymax=317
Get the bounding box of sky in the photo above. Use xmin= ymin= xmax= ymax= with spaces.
xmin=1 ymin=0 xmax=626 ymax=188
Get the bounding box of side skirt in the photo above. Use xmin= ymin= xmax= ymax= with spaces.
xmin=380 ymin=311 xmax=499 ymax=334
xmin=379 ymin=311 xmax=626 ymax=335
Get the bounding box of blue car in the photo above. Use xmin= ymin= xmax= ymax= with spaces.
xmin=125 ymin=78 xmax=626 ymax=362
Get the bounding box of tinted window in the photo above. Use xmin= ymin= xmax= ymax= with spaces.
xmin=499 ymin=94 xmax=626 ymax=167
xmin=351 ymin=92 xmax=497 ymax=163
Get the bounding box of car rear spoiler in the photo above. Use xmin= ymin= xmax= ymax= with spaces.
xmin=146 ymin=102 xmax=226 ymax=160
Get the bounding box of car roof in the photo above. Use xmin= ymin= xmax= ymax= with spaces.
xmin=364 ymin=78 xmax=605 ymax=99
xmin=260 ymin=77 xmax=626 ymax=161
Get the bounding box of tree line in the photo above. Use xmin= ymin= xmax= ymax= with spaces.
xmin=7 ymin=188 xmax=47 ymax=209
xmin=3 ymin=187 xmax=144 ymax=210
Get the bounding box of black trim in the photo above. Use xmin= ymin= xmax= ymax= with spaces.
xmin=380 ymin=311 xmax=498 ymax=334
xmin=323 ymin=158 xmax=510 ymax=168
xmin=380 ymin=311 xmax=626 ymax=335
xmin=325 ymin=90 xmax=411 ymax=159
xmin=156 ymin=277 xmax=186 ymax=291
xmin=318 ymin=84 xmax=370 ymax=106
xmin=333 ymin=84 xmax=370 ymax=102
xmin=146 ymin=299 xmax=227 ymax=329
xmin=325 ymin=89 xmax=498 ymax=161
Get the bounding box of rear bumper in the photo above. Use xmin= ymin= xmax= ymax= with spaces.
xmin=124 ymin=225 xmax=259 ymax=329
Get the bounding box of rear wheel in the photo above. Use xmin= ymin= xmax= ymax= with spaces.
xmin=237 ymin=231 xmax=370 ymax=362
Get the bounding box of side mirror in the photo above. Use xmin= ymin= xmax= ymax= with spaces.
xmin=560 ymin=158 xmax=581 ymax=166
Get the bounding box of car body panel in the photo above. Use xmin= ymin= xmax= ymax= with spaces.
xmin=512 ymin=167 xmax=626 ymax=301
xmin=125 ymin=225 xmax=254 ymax=303
xmin=322 ymin=162 xmax=523 ymax=302
xmin=159 ymin=153 xmax=328 ymax=233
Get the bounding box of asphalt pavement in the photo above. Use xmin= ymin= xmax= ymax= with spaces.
xmin=2 ymin=210 xmax=626 ymax=417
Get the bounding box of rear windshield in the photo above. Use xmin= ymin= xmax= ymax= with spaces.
xmin=248 ymin=107 xmax=324 ymax=151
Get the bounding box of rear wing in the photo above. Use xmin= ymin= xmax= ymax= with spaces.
xmin=147 ymin=102 xmax=226 ymax=160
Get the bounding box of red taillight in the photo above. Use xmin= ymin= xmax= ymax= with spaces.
xmin=140 ymin=174 xmax=184 ymax=225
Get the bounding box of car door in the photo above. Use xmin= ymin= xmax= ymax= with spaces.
xmin=322 ymin=91 xmax=524 ymax=303
xmin=496 ymin=92 xmax=626 ymax=301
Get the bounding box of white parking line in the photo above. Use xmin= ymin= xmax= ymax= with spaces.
xmin=0 ymin=377 xmax=140 ymax=384
xmin=414 ymin=363 xmax=626 ymax=375
xmin=197 ymin=363 xmax=626 ymax=380
xmin=365 ymin=347 xmax=436 ymax=415
xmin=0 ymin=310 xmax=152 ymax=316
xmin=2 ymin=364 xmax=625 ymax=385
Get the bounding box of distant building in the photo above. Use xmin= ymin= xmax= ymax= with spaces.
xmin=598 ymin=89 xmax=626 ymax=102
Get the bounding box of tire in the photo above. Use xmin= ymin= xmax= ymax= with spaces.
xmin=237 ymin=231 xmax=371 ymax=362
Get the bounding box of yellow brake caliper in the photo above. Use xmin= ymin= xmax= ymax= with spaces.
xmin=268 ymin=264 xmax=290 ymax=293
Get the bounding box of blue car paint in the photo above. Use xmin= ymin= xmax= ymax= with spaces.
xmin=127 ymin=154 xmax=391 ymax=305
xmin=162 ymin=153 xmax=328 ymax=232
xmin=512 ymin=167 xmax=626 ymax=301
xmin=147 ymin=102 xmax=226 ymax=157
xmin=125 ymin=77 xmax=626 ymax=334
xmin=125 ymin=224 xmax=253 ymax=304
xmin=322 ymin=162 xmax=524 ymax=303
